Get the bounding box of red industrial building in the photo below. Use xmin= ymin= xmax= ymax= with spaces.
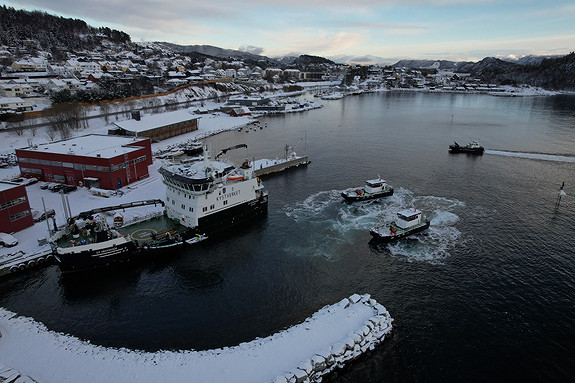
xmin=0 ymin=181 xmax=34 ymax=233
xmin=15 ymin=134 xmax=153 ymax=190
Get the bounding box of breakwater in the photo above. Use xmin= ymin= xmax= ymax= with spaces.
xmin=0 ymin=294 xmax=392 ymax=383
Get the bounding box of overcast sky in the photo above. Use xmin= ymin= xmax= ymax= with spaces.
xmin=4 ymin=0 xmax=575 ymax=63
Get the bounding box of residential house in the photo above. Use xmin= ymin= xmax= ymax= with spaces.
xmin=0 ymin=83 xmax=33 ymax=98
xmin=0 ymin=97 xmax=34 ymax=112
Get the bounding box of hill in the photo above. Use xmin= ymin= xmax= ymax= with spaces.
xmin=154 ymin=42 xmax=280 ymax=67
xmin=0 ymin=5 xmax=130 ymax=58
xmin=392 ymin=59 xmax=469 ymax=71
xmin=456 ymin=53 xmax=575 ymax=90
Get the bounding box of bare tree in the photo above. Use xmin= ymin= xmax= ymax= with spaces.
xmin=46 ymin=128 xmax=57 ymax=141
xmin=46 ymin=102 xmax=88 ymax=140
xmin=100 ymin=101 xmax=111 ymax=124
xmin=13 ymin=122 xmax=26 ymax=136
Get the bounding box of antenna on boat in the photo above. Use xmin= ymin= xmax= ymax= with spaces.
xmin=556 ymin=182 xmax=567 ymax=207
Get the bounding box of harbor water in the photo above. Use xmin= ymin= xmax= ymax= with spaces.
xmin=1 ymin=91 xmax=575 ymax=382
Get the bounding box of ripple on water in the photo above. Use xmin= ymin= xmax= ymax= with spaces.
xmin=284 ymin=188 xmax=465 ymax=263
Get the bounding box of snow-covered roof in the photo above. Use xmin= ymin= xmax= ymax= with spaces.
xmin=20 ymin=134 xmax=147 ymax=159
xmin=0 ymin=97 xmax=26 ymax=103
xmin=113 ymin=109 xmax=200 ymax=134
xmin=0 ymin=181 xmax=22 ymax=192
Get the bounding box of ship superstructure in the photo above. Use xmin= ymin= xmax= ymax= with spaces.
xmin=159 ymin=146 xmax=268 ymax=235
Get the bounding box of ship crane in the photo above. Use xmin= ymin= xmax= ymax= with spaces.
xmin=71 ymin=199 xmax=165 ymax=222
xmin=214 ymin=144 xmax=248 ymax=160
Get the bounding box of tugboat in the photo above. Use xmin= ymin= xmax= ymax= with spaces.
xmin=449 ymin=140 xmax=484 ymax=154
xmin=341 ymin=177 xmax=394 ymax=202
xmin=159 ymin=144 xmax=268 ymax=236
xmin=370 ymin=208 xmax=430 ymax=241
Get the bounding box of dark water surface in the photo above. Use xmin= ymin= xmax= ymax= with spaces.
xmin=2 ymin=92 xmax=575 ymax=382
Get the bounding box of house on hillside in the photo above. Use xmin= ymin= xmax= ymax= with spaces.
xmin=0 ymin=83 xmax=33 ymax=98
xmin=0 ymin=97 xmax=33 ymax=112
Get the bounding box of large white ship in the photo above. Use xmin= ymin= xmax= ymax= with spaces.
xmin=158 ymin=145 xmax=268 ymax=236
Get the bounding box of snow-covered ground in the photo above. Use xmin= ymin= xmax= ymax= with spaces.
xmin=0 ymin=111 xmax=255 ymax=258
xmin=0 ymin=294 xmax=392 ymax=383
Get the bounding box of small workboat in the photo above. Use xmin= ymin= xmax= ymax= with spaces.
xmin=449 ymin=140 xmax=484 ymax=154
xmin=341 ymin=177 xmax=394 ymax=202
xmin=370 ymin=208 xmax=430 ymax=241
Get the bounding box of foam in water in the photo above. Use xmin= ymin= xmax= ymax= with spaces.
xmin=485 ymin=150 xmax=575 ymax=163
xmin=284 ymin=188 xmax=464 ymax=262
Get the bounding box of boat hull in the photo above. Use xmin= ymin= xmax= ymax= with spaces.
xmin=184 ymin=194 xmax=268 ymax=237
xmin=448 ymin=146 xmax=484 ymax=154
xmin=341 ymin=188 xmax=394 ymax=202
xmin=369 ymin=220 xmax=430 ymax=242
xmin=55 ymin=237 xmax=139 ymax=273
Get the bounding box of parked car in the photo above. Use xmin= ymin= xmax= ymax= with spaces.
xmin=59 ymin=185 xmax=77 ymax=193
xmin=9 ymin=177 xmax=23 ymax=183
xmin=31 ymin=208 xmax=56 ymax=222
xmin=22 ymin=177 xmax=38 ymax=186
xmin=0 ymin=232 xmax=18 ymax=247
xmin=49 ymin=183 xmax=66 ymax=192
xmin=39 ymin=182 xmax=50 ymax=190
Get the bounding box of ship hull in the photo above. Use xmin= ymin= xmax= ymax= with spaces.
xmin=341 ymin=188 xmax=394 ymax=202
xmin=183 ymin=194 xmax=268 ymax=237
xmin=448 ymin=146 xmax=484 ymax=154
xmin=369 ymin=220 xmax=430 ymax=242
xmin=55 ymin=237 xmax=139 ymax=273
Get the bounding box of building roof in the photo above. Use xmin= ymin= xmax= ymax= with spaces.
xmin=113 ymin=109 xmax=200 ymax=134
xmin=19 ymin=134 xmax=147 ymax=159
xmin=0 ymin=181 xmax=22 ymax=193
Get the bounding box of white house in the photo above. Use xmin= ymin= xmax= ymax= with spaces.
xmin=0 ymin=97 xmax=34 ymax=112
xmin=0 ymin=83 xmax=33 ymax=98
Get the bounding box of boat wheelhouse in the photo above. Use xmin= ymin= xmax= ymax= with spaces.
xmin=341 ymin=177 xmax=394 ymax=202
xmin=370 ymin=208 xmax=430 ymax=241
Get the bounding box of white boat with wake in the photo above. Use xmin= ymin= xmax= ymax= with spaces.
xmin=341 ymin=177 xmax=394 ymax=202
xmin=370 ymin=208 xmax=430 ymax=241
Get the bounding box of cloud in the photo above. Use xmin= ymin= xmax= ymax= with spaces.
xmin=238 ymin=45 xmax=265 ymax=55
xmin=262 ymin=29 xmax=367 ymax=56
xmin=4 ymin=0 xmax=574 ymax=62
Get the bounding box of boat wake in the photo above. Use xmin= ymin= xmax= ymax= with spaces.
xmin=284 ymin=189 xmax=465 ymax=263
xmin=485 ymin=150 xmax=575 ymax=163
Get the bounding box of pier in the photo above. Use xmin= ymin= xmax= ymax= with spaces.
xmin=0 ymin=249 xmax=54 ymax=278
xmin=253 ymin=155 xmax=310 ymax=177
